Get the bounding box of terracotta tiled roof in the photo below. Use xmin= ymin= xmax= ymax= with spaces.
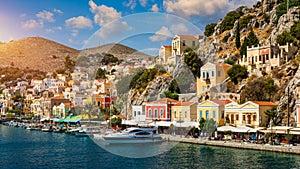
xmin=252 ymin=101 xmax=277 ymax=106
xmin=211 ymin=100 xmax=232 ymax=105
xmin=116 ymin=115 xmax=126 ymax=119
xmin=163 ymin=46 xmax=172 ymax=48
xmin=177 ymin=35 xmax=197 ymax=39
xmin=174 ymin=102 xmax=195 ymax=106
xmin=152 ymin=98 xmax=178 ymax=104
xmin=213 ymin=62 xmax=232 ymax=67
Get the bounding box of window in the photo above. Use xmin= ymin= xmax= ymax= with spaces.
xmin=221 ymin=111 xmax=224 ymax=118
xmin=236 ymin=114 xmax=239 ymax=121
xmin=134 ymin=111 xmax=136 ymax=117
xmin=174 ymin=111 xmax=177 ymax=118
xmin=202 ymin=72 xmax=206 ymax=78
xmin=205 ymin=110 xmax=209 ymax=120
xmin=212 ymin=71 xmax=214 ymax=77
xmin=213 ymin=111 xmax=216 ymax=118
xmin=243 ymin=115 xmax=245 ymax=121
xmin=160 ymin=109 xmax=164 ymax=118
xmin=202 ymin=86 xmax=205 ymax=91
xmin=218 ymin=70 xmax=221 ymax=76
xmin=138 ymin=111 xmax=141 ymax=115
xmin=253 ymin=115 xmax=256 ymax=121
xmin=183 ymin=40 xmax=186 ymax=46
xmin=154 ymin=109 xmax=158 ymax=118
xmin=200 ymin=110 xmax=202 ymax=118
xmin=148 ymin=109 xmax=152 ymax=117
xmin=185 ymin=111 xmax=187 ymax=118
xmin=192 ymin=41 xmax=195 ymax=46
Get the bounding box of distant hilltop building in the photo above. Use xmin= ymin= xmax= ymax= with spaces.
xmin=238 ymin=43 xmax=295 ymax=75
xmin=158 ymin=45 xmax=172 ymax=65
xmin=168 ymin=35 xmax=201 ymax=65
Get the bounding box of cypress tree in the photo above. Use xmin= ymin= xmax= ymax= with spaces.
xmin=235 ymin=20 xmax=241 ymax=49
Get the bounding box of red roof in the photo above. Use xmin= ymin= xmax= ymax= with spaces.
xmin=213 ymin=62 xmax=232 ymax=67
xmin=163 ymin=46 xmax=172 ymax=48
xmin=252 ymin=101 xmax=277 ymax=106
xmin=174 ymin=102 xmax=195 ymax=106
xmin=211 ymin=100 xmax=232 ymax=105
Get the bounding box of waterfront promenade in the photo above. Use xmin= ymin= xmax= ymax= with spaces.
xmin=163 ymin=135 xmax=300 ymax=155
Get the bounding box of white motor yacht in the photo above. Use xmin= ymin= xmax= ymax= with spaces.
xmin=102 ymin=127 xmax=162 ymax=144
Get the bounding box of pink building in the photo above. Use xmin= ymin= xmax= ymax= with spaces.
xmin=145 ymin=98 xmax=179 ymax=121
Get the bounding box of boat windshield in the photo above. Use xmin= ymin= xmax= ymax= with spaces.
xmin=135 ymin=131 xmax=151 ymax=135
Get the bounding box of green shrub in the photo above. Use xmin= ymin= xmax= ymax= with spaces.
xmin=291 ymin=21 xmax=300 ymax=41
xmin=204 ymin=23 xmax=217 ymax=37
xmin=227 ymin=64 xmax=248 ymax=84
xmin=276 ymin=0 xmax=300 ymax=24
xmin=221 ymin=10 xmax=243 ymax=33
xmin=276 ymin=30 xmax=297 ymax=45
xmin=239 ymin=15 xmax=254 ymax=29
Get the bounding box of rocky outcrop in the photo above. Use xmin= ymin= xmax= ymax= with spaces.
xmin=127 ymin=74 xmax=173 ymax=106
xmin=277 ymin=64 xmax=300 ymax=126
xmin=270 ymin=6 xmax=300 ymax=44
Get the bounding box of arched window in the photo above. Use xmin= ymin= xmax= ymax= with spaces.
xmin=148 ymin=109 xmax=152 ymax=118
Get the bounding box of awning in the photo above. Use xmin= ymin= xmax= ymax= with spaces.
xmin=232 ymin=126 xmax=253 ymax=133
xmin=217 ymin=126 xmax=237 ymax=132
xmin=122 ymin=120 xmax=137 ymax=126
xmin=248 ymin=127 xmax=265 ymax=133
xmin=174 ymin=121 xmax=199 ymax=128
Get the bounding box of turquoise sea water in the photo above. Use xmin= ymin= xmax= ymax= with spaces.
xmin=1 ymin=125 xmax=300 ymax=169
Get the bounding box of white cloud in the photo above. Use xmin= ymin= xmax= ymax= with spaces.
xmin=53 ymin=8 xmax=63 ymax=14
xmin=163 ymin=0 xmax=256 ymax=18
xmin=21 ymin=19 xmax=43 ymax=29
xmin=124 ymin=0 xmax=137 ymax=10
xmin=36 ymin=10 xmax=55 ymax=22
xmin=139 ymin=0 xmax=147 ymax=7
xmin=71 ymin=29 xmax=79 ymax=37
xmin=151 ymin=4 xmax=159 ymax=12
xmin=170 ymin=23 xmax=188 ymax=35
xmin=89 ymin=0 xmax=121 ymax=26
xmin=96 ymin=21 xmax=132 ymax=39
xmin=65 ymin=16 xmax=93 ymax=29
xmin=46 ymin=29 xmax=54 ymax=34
xmin=149 ymin=26 xmax=173 ymax=42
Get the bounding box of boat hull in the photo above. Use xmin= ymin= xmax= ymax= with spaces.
xmin=103 ymin=136 xmax=163 ymax=144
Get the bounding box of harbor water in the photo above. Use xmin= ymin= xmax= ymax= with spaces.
xmin=1 ymin=125 xmax=300 ymax=169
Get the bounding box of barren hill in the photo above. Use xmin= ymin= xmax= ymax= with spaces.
xmin=0 ymin=37 xmax=79 ymax=72
xmin=80 ymin=43 xmax=151 ymax=60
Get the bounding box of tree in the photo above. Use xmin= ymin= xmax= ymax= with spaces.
xmin=227 ymin=64 xmax=248 ymax=84
xmin=235 ymin=20 xmax=241 ymax=49
xmin=224 ymin=58 xmax=235 ymax=65
xmin=95 ymin=68 xmax=106 ymax=79
xmin=240 ymin=29 xmax=259 ymax=57
xmin=199 ymin=117 xmax=206 ymax=134
xmin=163 ymin=90 xmax=179 ymax=100
xmin=276 ymin=30 xmax=297 ymax=46
xmin=204 ymin=119 xmax=217 ymax=137
xmin=265 ymin=107 xmax=278 ymax=127
xmin=204 ymin=23 xmax=217 ymax=37
xmin=240 ymin=77 xmax=278 ymax=103
xmin=110 ymin=117 xmax=122 ymax=127
xmin=184 ymin=48 xmax=203 ymax=78
xmin=291 ymin=21 xmax=300 ymax=41
xmin=221 ymin=10 xmax=243 ymax=33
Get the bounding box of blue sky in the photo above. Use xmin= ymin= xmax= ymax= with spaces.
xmin=0 ymin=0 xmax=257 ymax=54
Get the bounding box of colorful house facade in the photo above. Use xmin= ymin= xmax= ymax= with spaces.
xmin=158 ymin=45 xmax=172 ymax=64
xmin=197 ymin=100 xmax=231 ymax=124
xmin=171 ymin=102 xmax=197 ymax=122
xmin=171 ymin=35 xmax=199 ymax=57
xmin=196 ymin=62 xmax=232 ymax=95
xmin=145 ymin=98 xmax=178 ymax=121
xmin=224 ymin=101 xmax=277 ymax=128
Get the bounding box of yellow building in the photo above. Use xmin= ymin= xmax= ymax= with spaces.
xmin=197 ymin=100 xmax=231 ymax=124
xmin=171 ymin=35 xmax=199 ymax=57
xmin=196 ymin=62 xmax=232 ymax=95
xmin=171 ymin=102 xmax=197 ymax=122
xmin=225 ymin=101 xmax=277 ymax=128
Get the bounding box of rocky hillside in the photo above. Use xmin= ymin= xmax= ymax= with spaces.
xmin=79 ymin=43 xmax=151 ymax=60
xmin=0 ymin=37 xmax=79 ymax=72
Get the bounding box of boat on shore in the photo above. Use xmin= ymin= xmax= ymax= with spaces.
xmin=102 ymin=127 xmax=163 ymax=144
xmin=75 ymin=126 xmax=101 ymax=137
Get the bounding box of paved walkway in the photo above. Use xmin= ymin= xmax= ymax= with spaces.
xmin=161 ymin=135 xmax=300 ymax=155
